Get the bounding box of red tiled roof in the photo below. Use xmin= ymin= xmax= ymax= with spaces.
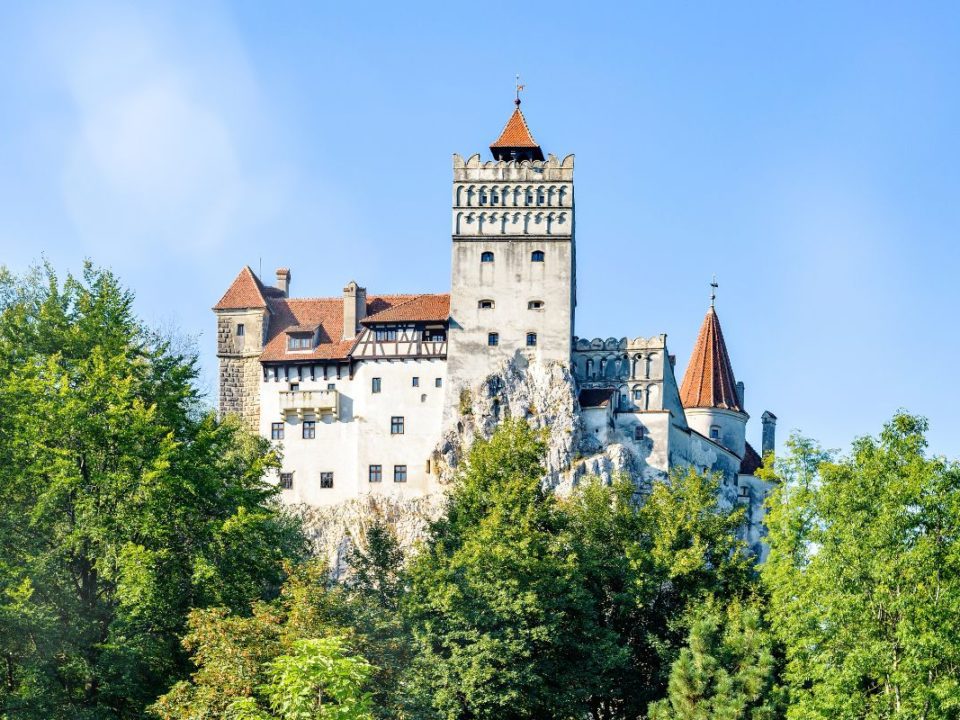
xmin=213 ymin=266 xmax=269 ymax=310
xmin=490 ymin=108 xmax=540 ymax=148
xmin=739 ymin=442 xmax=763 ymax=475
xmin=361 ymin=294 xmax=449 ymax=325
xmin=679 ymin=307 xmax=744 ymax=412
xmin=260 ymin=293 xmax=450 ymax=362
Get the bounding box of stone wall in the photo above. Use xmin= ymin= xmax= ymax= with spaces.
xmin=216 ymin=309 xmax=266 ymax=432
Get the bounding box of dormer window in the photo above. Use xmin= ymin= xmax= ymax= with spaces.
xmin=478 ymin=299 xmax=494 ymax=309
xmin=481 ymin=251 xmax=494 ymax=263
xmin=287 ymin=335 xmax=313 ymax=351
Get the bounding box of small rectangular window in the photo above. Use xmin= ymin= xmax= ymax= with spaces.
xmin=303 ymin=421 xmax=316 ymax=439
xmin=372 ymin=377 xmax=381 ymax=393
xmin=528 ymin=300 xmax=544 ymax=310
xmin=320 ymin=472 xmax=334 ymax=489
xmin=435 ymin=377 xmax=442 ymax=388
xmin=526 ymin=332 xmax=537 ymax=347
xmin=289 ymin=382 xmax=300 ymax=392
xmin=279 ymin=472 xmax=293 ymax=489
xmin=391 ymin=416 xmax=404 ymax=435
xmin=369 ymin=465 xmax=382 ymax=483
xmin=394 ymin=465 xmax=407 ymax=483
xmin=375 ymin=328 xmax=398 ymax=341
xmin=488 ymin=332 xmax=499 ymax=347
xmin=412 ymin=377 xmax=420 ymax=387
xmin=236 ymin=323 xmax=245 ymax=336
xmin=327 ymin=382 xmax=336 ymax=390
xmin=271 ymin=422 xmax=284 ymax=440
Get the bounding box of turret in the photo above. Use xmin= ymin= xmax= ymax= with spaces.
xmin=679 ymin=299 xmax=749 ymax=458
xmin=761 ymin=410 xmax=777 ymax=457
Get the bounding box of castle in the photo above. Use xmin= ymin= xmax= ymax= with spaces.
xmin=214 ymin=98 xmax=777 ymax=554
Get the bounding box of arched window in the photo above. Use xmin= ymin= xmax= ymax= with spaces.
xmin=586 ymin=358 xmax=594 ymax=377
xmin=526 ymin=332 xmax=537 ymax=347
xmin=490 ymin=189 xmax=499 ymax=205
xmin=537 ymin=188 xmax=545 ymax=204
xmin=528 ymin=300 xmax=544 ymax=310
xmin=481 ymin=251 xmax=494 ymax=263
xmin=487 ymin=332 xmax=499 ymax=347
xmin=478 ymin=299 xmax=494 ymax=309
xmin=632 ymin=385 xmax=643 ymax=401
xmin=525 ymin=188 xmax=534 ymax=205
xmin=479 ymin=187 xmax=488 ymax=205
xmin=531 ymin=250 xmax=545 ymax=262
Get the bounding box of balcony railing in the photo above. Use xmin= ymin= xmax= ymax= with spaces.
xmin=279 ymin=389 xmax=339 ymax=419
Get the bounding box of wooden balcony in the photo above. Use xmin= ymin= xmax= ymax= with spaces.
xmin=279 ymin=389 xmax=338 ymax=419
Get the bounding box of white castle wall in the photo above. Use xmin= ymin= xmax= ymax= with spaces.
xmin=260 ymin=358 xmax=447 ymax=506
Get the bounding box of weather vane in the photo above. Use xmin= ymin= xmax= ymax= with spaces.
xmin=710 ymin=275 xmax=719 ymax=307
xmin=515 ymin=74 xmax=526 ymax=106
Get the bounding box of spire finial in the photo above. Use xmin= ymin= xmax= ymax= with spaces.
xmin=710 ymin=275 xmax=719 ymax=308
xmin=515 ymin=74 xmax=525 ymax=107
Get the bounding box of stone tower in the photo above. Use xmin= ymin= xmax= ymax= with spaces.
xmin=679 ymin=303 xmax=749 ymax=458
xmin=446 ymin=99 xmax=576 ymax=400
xmin=213 ymin=266 xmax=279 ymax=432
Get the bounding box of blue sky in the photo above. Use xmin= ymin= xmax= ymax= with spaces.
xmin=1 ymin=1 xmax=958 ymax=457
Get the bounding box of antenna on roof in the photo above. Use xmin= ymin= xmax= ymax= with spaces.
xmin=515 ymin=74 xmax=525 ymax=107
xmin=710 ymin=275 xmax=719 ymax=308
xmin=259 ymin=257 xmax=262 ymax=279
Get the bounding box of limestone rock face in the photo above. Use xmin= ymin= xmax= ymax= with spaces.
xmin=291 ymin=494 xmax=444 ymax=578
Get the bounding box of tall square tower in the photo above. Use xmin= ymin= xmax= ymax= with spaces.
xmin=446 ymin=103 xmax=576 ymax=396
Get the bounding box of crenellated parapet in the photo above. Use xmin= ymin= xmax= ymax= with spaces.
xmin=573 ymin=334 xmax=667 ymax=352
xmin=453 ymin=153 xmax=574 ymax=182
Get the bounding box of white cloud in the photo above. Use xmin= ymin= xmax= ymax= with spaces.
xmin=43 ymin=2 xmax=278 ymax=260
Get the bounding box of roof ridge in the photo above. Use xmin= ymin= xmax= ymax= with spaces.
xmin=276 ymin=292 xmax=448 ymax=304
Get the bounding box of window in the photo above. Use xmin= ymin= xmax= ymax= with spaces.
xmin=327 ymin=382 xmax=336 ymax=390
xmin=372 ymin=377 xmax=381 ymax=393
xmin=481 ymin=251 xmax=494 ymax=263
xmin=279 ymin=472 xmax=293 ymax=489
xmin=421 ymin=393 xmax=427 ymax=402
xmin=528 ymin=300 xmax=544 ymax=310
xmin=633 ymin=387 xmax=643 ymax=401
xmin=320 ymin=472 xmax=334 ymax=489
xmin=412 ymin=377 xmax=420 ymax=387
xmin=531 ymin=250 xmax=545 ymax=262
xmin=526 ymin=332 xmax=537 ymax=347
xmin=435 ymin=377 xmax=442 ymax=388
xmin=236 ymin=323 xmax=245 ymax=336
xmin=289 ymin=382 xmax=300 ymax=392
xmin=488 ymin=332 xmax=499 ymax=347
xmin=391 ymin=416 xmax=405 ymax=435
xmin=287 ymin=335 xmax=312 ymax=350
xmin=709 ymin=426 xmax=720 ymax=440
xmin=479 ymin=190 xmax=487 ymax=204
xmin=478 ymin=299 xmax=494 ymax=309
xmin=271 ymin=422 xmax=284 ymax=440
xmin=490 ymin=190 xmax=499 ymax=204
xmin=303 ymin=421 xmax=316 ymax=439
xmin=423 ymin=328 xmax=446 ymax=341
xmin=394 ymin=465 xmax=407 ymax=483
xmin=525 ymin=190 xmax=534 ymax=204
xmin=375 ymin=328 xmax=398 ymax=341
xmin=634 ymin=426 xmax=645 ymax=441
xmin=369 ymin=465 xmax=382 ymax=483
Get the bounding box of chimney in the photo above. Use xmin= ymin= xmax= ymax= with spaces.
xmin=342 ymin=281 xmax=367 ymax=340
xmin=276 ymin=268 xmax=291 ymax=298
xmin=761 ymin=411 xmax=777 ymax=456
xmin=736 ymin=381 xmax=745 ymax=409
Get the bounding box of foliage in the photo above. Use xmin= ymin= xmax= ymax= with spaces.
xmin=403 ymin=420 xmax=757 ymax=720
xmin=647 ymin=597 xmax=783 ymax=720
xmin=152 ymin=560 xmax=376 ymax=720
xmin=0 ymin=262 xmax=306 ymax=719
xmin=763 ymin=413 xmax=960 ymax=718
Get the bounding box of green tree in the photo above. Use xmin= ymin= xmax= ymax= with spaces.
xmin=403 ymin=420 xmax=757 ymax=720
xmin=152 ymin=561 xmax=375 ymax=720
xmin=0 ymin=263 xmax=305 ymax=718
xmin=647 ymin=597 xmax=782 ymax=720
xmin=763 ymin=413 xmax=960 ymax=718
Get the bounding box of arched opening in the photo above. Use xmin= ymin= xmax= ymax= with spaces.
xmin=531 ymin=250 xmax=545 ymax=262
xmin=481 ymin=251 xmax=494 ymax=263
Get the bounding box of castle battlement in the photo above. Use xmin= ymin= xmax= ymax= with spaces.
xmin=573 ymin=335 xmax=668 ymax=352
xmin=453 ymin=153 xmax=574 ymax=181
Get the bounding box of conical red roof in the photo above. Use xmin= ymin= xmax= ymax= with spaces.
xmin=213 ymin=266 xmax=268 ymax=310
xmin=679 ymin=307 xmax=743 ymax=412
xmin=490 ymin=107 xmax=540 ymax=149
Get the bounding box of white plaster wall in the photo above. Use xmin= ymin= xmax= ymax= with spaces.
xmin=260 ymin=358 xmax=447 ymax=506
xmin=684 ymin=407 xmax=748 ymax=460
